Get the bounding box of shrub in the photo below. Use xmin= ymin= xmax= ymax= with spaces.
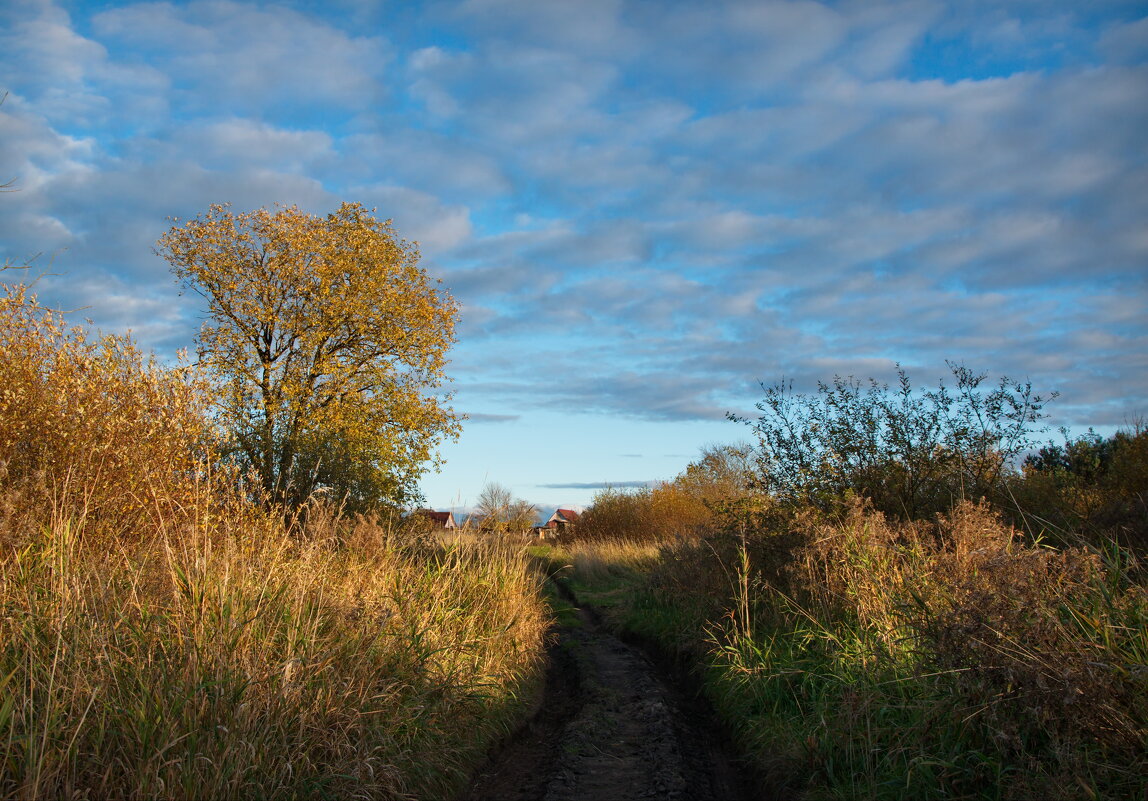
xmin=914 ymin=504 xmax=1143 ymax=753
xmin=1014 ymin=425 xmax=1148 ymax=556
xmin=640 ymin=499 xmax=1148 ymax=798
xmin=0 ymin=282 xmax=215 ymax=549
xmin=576 ymin=482 xmax=713 ymax=543
xmin=576 ymin=445 xmax=760 ymax=544
xmin=732 ymin=363 xmax=1056 ymax=520
xmin=575 ymin=486 xmax=656 ymax=542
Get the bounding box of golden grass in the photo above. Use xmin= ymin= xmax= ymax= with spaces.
xmin=565 ymin=538 xmax=662 ymax=581
xmin=1 ymin=507 xmax=548 ymax=800
xmin=0 ymin=281 xmax=550 ymax=800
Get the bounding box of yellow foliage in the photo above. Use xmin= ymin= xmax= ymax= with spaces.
xmin=157 ymin=203 xmax=461 ymax=510
xmin=577 ymin=445 xmax=759 ymax=543
xmin=0 ymin=276 xmax=547 ymax=799
xmin=0 ymin=281 xmax=213 ymax=547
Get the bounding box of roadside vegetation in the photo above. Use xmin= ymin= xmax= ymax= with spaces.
xmin=1 ymin=211 xmax=547 ymax=800
xmin=4 ymin=194 xmax=1144 ymax=800
xmin=548 ymin=369 xmax=1147 ymax=800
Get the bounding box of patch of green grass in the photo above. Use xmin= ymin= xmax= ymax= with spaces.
xmin=552 ymin=540 xmax=662 ymax=625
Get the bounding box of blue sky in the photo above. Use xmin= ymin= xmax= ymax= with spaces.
xmin=2 ymin=0 xmax=1146 ymax=515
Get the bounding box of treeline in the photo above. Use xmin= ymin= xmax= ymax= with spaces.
xmin=575 ymin=443 xmax=755 ymax=542
xmin=575 ymin=365 xmax=1145 ymax=555
xmin=563 ymin=365 xmax=1147 ymax=800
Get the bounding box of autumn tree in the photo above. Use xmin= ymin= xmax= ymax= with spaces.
xmin=474 ymin=481 xmax=536 ymax=534
xmin=157 ymin=202 xmax=460 ymax=511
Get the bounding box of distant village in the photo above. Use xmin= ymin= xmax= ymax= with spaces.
xmin=416 ymin=507 xmax=580 ymax=539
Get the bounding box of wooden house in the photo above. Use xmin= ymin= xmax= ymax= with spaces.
xmin=416 ymin=509 xmax=457 ymax=530
xmin=546 ymin=508 xmax=580 ymax=533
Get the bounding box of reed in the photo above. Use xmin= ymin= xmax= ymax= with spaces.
xmin=0 ymin=504 xmax=547 ymax=800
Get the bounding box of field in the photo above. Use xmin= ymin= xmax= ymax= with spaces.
xmin=4 ymin=276 xmax=1145 ymax=800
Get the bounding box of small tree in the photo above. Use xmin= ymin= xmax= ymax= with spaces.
xmin=732 ymin=363 xmax=1055 ymax=519
xmin=474 ymin=481 xmax=535 ymax=534
xmin=158 ymin=203 xmax=461 ymax=511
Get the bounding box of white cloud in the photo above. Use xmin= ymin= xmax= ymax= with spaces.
xmin=0 ymin=0 xmax=1142 ymax=440
xmin=348 ymin=183 xmax=473 ymax=256
xmin=177 ymin=119 xmax=334 ymax=171
xmin=338 ymin=130 xmax=510 ymax=201
xmin=452 ymin=0 xmax=634 ymax=55
xmin=1098 ymin=16 xmax=1148 ymax=64
xmin=91 ymin=0 xmax=391 ymax=118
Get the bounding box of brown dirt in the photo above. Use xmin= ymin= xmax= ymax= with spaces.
xmin=460 ymin=583 xmax=769 ymax=801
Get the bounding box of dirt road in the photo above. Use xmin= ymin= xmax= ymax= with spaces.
xmin=461 ymin=583 xmax=764 ymax=801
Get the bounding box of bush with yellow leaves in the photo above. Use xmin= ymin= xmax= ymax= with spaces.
xmin=0 ymin=281 xmax=215 ymax=548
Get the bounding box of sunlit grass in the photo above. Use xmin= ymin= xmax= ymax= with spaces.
xmin=0 ymin=505 xmax=549 ymax=801
xmin=562 ymin=502 xmax=1148 ymax=800
xmin=0 ymin=280 xmax=550 ymax=800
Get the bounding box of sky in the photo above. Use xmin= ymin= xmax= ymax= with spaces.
xmin=1 ymin=0 xmax=1146 ymax=515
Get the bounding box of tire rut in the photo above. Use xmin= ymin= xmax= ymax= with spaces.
xmin=461 ymin=579 xmax=763 ymax=801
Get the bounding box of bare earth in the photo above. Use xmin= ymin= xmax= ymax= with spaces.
xmin=461 ymin=587 xmax=767 ymax=801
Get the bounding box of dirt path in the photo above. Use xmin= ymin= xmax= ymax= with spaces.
xmin=461 ymin=583 xmax=765 ymax=801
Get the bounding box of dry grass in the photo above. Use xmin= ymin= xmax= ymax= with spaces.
xmin=1 ymin=508 xmax=547 ymax=800
xmin=780 ymin=502 xmax=1147 ymax=751
xmin=609 ymin=500 xmax=1148 ymax=799
xmin=565 ymin=538 xmax=663 ymax=582
xmin=0 ymin=281 xmax=549 ymax=800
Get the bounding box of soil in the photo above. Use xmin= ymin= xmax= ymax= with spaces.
xmin=460 ymin=580 xmax=772 ymax=801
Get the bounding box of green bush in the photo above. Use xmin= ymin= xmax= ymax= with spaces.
xmin=731 ymin=363 xmax=1056 ymax=520
xmin=1014 ymin=426 xmax=1148 ymax=556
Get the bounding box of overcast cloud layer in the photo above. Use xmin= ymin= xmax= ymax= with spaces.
xmin=2 ymin=0 xmax=1145 ymax=509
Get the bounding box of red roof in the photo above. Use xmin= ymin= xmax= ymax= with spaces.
xmin=417 ymin=510 xmax=456 ymax=528
xmin=547 ymin=508 xmax=580 ymax=527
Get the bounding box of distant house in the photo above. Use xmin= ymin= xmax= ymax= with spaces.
xmin=416 ymin=509 xmax=457 ymax=530
xmin=546 ymin=508 xmax=580 ymax=533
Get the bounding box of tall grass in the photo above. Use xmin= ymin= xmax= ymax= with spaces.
xmin=0 ymin=281 xmax=549 ymax=799
xmin=690 ymin=502 xmax=1148 ymax=799
xmin=566 ymin=498 xmax=1148 ymax=799
xmin=2 ymin=507 xmax=547 ymax=800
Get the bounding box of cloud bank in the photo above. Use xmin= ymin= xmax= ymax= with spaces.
xmin=1 ymin=0 xmax=1145 ymax=507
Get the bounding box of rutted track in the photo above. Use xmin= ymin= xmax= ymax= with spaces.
xmin=461 ymin=576 xmax=763 ymax=801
